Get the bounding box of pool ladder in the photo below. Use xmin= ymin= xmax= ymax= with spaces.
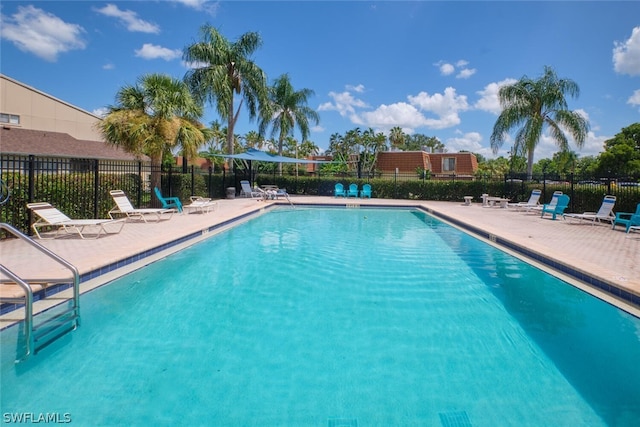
xmin=0 ymin=223 xmax=80 ymax=362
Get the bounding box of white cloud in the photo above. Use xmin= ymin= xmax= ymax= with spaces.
xmin=0 ymin=5 xmax=86 ymax=62
xmin=613 ymin=26 xmax=640 ymax=76
xmin=628 ymin=89 xmax=640 ymax=107
xmin=318 ymin=91 xmax=369 ymax=117
xmin=92 ymin=107 xmax=109 ymax=118
xmin=346 ymin=84 xmax=365 ymax=93
xmin=171 ymin=0 xmax=219 ymax=15
xmin=445 ymin=131 xmax=484 ymax=153
xmin=474 ymin=78 xmax=518 ymax=114
xmin=102 ymin=63 xmax=115 ymax=70
xmin=95 ymin=4 xmax=160 ymax=34
xmin=436 ymin=59 xmax=476 ymax=79
xmin=438 ymin=62 xmax=455 ymax=76
xmin=135 ymin=43 xmax=182 ymax=61
xmin=456 ymin=68 xmax=476 ymax=79
xmin=407 ymin=87 xmax=470 ymax=128
xmin=357 ymin=102 xmax=429 ymax=134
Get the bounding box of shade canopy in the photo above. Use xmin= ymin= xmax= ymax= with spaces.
xmin=214 ymin=148 xmax=330 ymax=164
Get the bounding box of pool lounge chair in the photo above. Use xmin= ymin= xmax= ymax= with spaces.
xmin=334 ymin=183 xmax=346 ymax=197
xmin=564 ymin=195 xmax=616 ymax=225
xmin=109 ymin=190 xmax=175 ymax=222
xmin=508 ymin=189 xmax=541 ymax=210
xmin=612 ymin=203 xmax=640 ymax=232
xmin=154 ymin=187 xmax=183 ymax=213
xmin=240 ymin=180 xmax=263 ymax=199
xmin=360 ymin=184 xmax=372 ymax=198
xmin=347 ymin=183 xmax=359 ymax=198
xmin=27 ymin=202 xmax=125 ymax=239
xmin=540 ymin=194 xmax=570 ymax=220
xmin=525 ymin=191 xmax=562 ymax=213
xmin=183 ymin=197 xmax=218 ymax=214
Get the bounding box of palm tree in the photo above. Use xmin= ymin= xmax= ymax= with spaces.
xmin=183 ymin=24 xmax=268 ymax=159
xmin=490 ymin=66 xmax=589 ymax=179
xmin=389 ymin=126 xmax=406 ymax=150
xmin=98 ymin=73 xmax=208 ymax=197
xmin=258 ymin=73 xmax=320 ymax=174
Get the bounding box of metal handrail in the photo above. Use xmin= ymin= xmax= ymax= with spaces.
xmin=0 ymin=265 xmax=33 ymax=359
xmin=0 ymin=223 xmax=80 ymax=360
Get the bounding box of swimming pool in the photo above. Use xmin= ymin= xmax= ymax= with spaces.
xmin=1 ymin=207 xmax=639 ymax=426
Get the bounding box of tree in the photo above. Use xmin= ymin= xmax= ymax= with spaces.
xmin=98 ymin=73 xmax=208 ymax=196
xmin=389 ymin=126 xmax=406 ymax=150
xmin=405 ymin=134 xmax=444 ymax=152
xmin=490 ymin=65 xmax=589 ymax=179
xmin=183 ymin=24 xmax=267 ymax=159
xmin=258 ymin=73 xmax=320 ymax=174
xmin=596 ymin=123 xmax=640 ymax=177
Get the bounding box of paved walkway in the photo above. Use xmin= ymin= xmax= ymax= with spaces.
xmin=1 ymin=196 xmax=639 ymax=327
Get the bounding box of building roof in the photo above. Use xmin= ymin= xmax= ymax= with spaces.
xmin=0 ymin=126 xmax=146 ymax=161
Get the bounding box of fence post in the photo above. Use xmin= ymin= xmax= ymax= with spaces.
xmin=136 ymin=161 xmax=142 ymax=207
xmin=190 ymin=165 xmax=195 ymax=197
xmin=208 ymin=166 xmax=213 ymax=199
xmin=93 ymin=159 xmax=99 ymax=218
xmin=26 ymin=155 xmax=35 ymax=234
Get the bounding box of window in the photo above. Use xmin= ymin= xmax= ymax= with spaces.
xmin=0 ymin=113 xmax=20 ymax=125
xmin=443 ymin=157 xmax=456 ymax=172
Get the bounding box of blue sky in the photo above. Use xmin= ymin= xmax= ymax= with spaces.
xmin=1 ymin=1 xmax=639 ymax=161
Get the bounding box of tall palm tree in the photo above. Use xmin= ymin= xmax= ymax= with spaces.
xmin=258 ymin=74 xmax=320 ymax=174
xmin=490 ymin=66 xmax=589 ymax=179
xmin=98 ymin=73 xmax=207 ymax=196
xmin=389 ymin=126 xmax=406 ymax=150
xmin=183 ymin=24 xmax=267 ymax=160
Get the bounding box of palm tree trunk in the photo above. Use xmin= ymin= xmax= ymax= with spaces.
xmin=527 ymin=149 xmax=535 ymax=180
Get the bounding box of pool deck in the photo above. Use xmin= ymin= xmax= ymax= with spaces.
xmin=1 ymin=196 xmax=639 ymax=326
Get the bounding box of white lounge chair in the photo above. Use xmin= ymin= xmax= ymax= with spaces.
xmin=564 ymin=195 xmax=616 ymax=224
xmin=27 ymin=202 xmax=125 ymax=239
xmin=183 ymin=197 xmax=218 ymax=214
xmin=508 ymin=189 xmax=541 ymax=210
xmin=109 ymin=190 xmax=175 ymax=222
xmin=240 ymin=181 xmax=263 ymax=199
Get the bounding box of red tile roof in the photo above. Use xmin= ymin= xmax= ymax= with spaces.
xmin=0 ymin=126 xmax=146 ymax=161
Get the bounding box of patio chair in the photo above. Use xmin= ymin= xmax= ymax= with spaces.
xmin=334 ymin=183 xmax=346 ymax=197
xmin=347 ymin=183 xmax=359 ymax=198
xmin=27 ymin=202 xmax=125 ymax=239
xmin=508 ymin=189 xmax=541 ymax=210
xmin=612 ymin=203 xmax=640 ymax=232
xmin=183 ymin=197 xmax=218 ymax=214
xmin=154 ymin=187 xmax=183 ymax=213
xmin=274 ymin=188 xmax=290 ymax=200
xmin=109 ymin=190 xmax=175 ymax=222
xmin=564 ymin=195 xmax=616 ymax=224
xmin=525 ymin=191 xmax=562 ymax=213
xmin=240 ymin=180 xmax=263 ymax=199
xmin=540 ymin=194 xmax=570 ymax=220
xmin=360 ymin=184 xmax=372 ymax=198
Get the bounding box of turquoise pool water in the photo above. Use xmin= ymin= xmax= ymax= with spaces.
xmin=1 ymin=208 xmax=639 ymax=426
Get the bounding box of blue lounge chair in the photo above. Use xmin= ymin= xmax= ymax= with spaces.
xmin=154 ymin=187 xmax=183 ymax=213
xmin=334 ymin=183 xmax=346 ymax=197
xmin=360 ymin=184 xmax=372 ymax=198
xmin=612 ymin=203 xmax=640 ymax=232
xmin=541 ymin=194 xmax=569 ymax=220
xmin=347 ymin=183 xmax=359 ymax=198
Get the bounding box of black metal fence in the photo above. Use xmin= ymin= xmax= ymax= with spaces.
xmin=1 ymin=153 xmax=639 ymax=237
